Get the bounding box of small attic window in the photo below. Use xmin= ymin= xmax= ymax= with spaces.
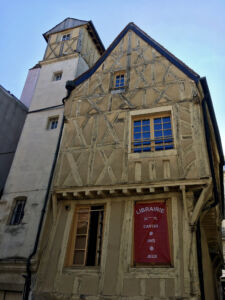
xmin=62 ymin=34 xmax=71 ymax=41
xmin=114 ymin=71 xmax=125 ymax=88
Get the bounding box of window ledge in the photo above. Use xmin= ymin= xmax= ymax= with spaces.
xmin=63 ymin=266 xmax=100 ymax=275
xmin=128 ymin=149 xmax=177 ymax=159
xmin=111 ymin=88 xmax=126 ymax=94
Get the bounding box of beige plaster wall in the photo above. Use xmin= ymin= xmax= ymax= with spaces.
xmin=54 ymin=29 xmax=210 ymax=190
xmin=33 ymin=192 xmax=202 ymax=299
xmin=0 ymin=107 xmax=63 ymax=258
xmin=80 ymin=27 xmax=101 ymax=67
xmin=29 ymin=57 xmax=79 ymax=111
xmin=44 ymin=27 xmax=80 ymax=60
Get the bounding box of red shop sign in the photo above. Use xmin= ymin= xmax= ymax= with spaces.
xmin=134 ymin=202 xmax=171 ymax=264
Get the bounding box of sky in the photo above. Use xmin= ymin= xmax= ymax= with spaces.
xmin=1 ymin=0 xmax=225 ymax=153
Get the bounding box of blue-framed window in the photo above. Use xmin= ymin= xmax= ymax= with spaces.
xmin=114 ymin=72 xmax=125 ymax=88
xmin=132 ymin=114 xmax=174 ymax=152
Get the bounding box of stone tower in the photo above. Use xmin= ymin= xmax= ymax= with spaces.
xmin=0 ymin=18 xmax=104 ymax=299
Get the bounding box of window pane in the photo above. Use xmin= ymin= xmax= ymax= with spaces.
xmin=10 ymin=199 xmax=26 ymax=225
xmin=134 ymin=126 xmax=141 ymax=133
xmin=154 ymin=124 xmax=162 ymax=130
xmin=164 ymin=130 xmax=172 ymax=137
xmin=142 ymin=125 xmax=150 ymax=132
xmin=165 ymin=145 xmax=174 ymax=149
xmin=155 ymin=139 xmax=163 ymax=144
xmin=75 ymin=236 xmax=87 ymax=249
xmin=143 ymin=147 xmax=151 ymax=151
xmin=154 ymin=118 xmax=162 ymax=124
xmin=163 ymin=117 xmax=170 ymax=122
xmin=163 ymin=122 xmax=171 ymax=129
xmin=155 ymin=131 xmax=162 ymax=137
xmin=77 ymin=221 xmax=88 ymax=234
xmin=134 ymin=120 xmax=141 ymax=126
xmin=134 ymin=133 xmax=141 ymax=140
xmin=155 ymin=145 xmax=164 ymax=151
xmin=73 ymin=250 xmax=85 ymax=265
xmin=142 ymin=120 xmax=150 ymax=125
xmin=142 ymin=132 xmax=150 ymax=139
xmin=165 ymin=138 xmax=173 ymax=143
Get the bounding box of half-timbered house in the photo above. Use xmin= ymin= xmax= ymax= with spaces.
xmin=32 ymin=23 xmax=224 ymax=300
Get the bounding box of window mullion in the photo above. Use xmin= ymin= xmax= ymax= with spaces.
xmin=150 ymin=118 xmax=154 ymax=151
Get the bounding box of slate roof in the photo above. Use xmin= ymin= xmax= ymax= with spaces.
xmin=65 ymin=22 xmax=200 ymax=95
xmin=43 ymin=18 xmax=105 ymax=54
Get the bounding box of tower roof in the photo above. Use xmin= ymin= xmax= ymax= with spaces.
xmin=43 ymin=18 xmax=105 ymax=55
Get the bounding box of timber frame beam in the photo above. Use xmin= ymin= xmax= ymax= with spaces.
xmin=53 ymin=178 xmax=211 ymax=201
xmin=190 ymin=179 xmax=213 ymax=227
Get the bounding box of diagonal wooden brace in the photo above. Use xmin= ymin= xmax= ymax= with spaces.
xmin=190 ymin=179 xmax=213 ymax=227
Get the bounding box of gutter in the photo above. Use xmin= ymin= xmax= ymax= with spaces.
xmin=23 ymin=116 xmax=65 ymax=299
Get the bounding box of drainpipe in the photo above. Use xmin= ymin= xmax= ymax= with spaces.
xmin=201 ymin=99 xmax=220 ymax=211
xmin=23 ymin=116 xmax=65 ymax=300
xmin=196 ymin=220 xmax=205 ymax=300
xmin=197 ymin=77 xmax=224 ymax=299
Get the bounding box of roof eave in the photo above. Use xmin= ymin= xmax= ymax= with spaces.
xmin=64 ymin=22 xmax=200 ymax=100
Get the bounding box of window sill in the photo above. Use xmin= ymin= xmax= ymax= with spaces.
xmin=110 ymin=88 xmax=126 ymax=94
xmin=63 ymin=266 xmax=100 ymax=274
xmin=128 ymin=149 xmax=177 ymax=159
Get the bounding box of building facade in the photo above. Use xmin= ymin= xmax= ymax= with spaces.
xmin=32 ymin=23 xmax=224 ymax=299
xmin=0 ymin=18 xmax=104 ymax=299
xmin=0 ymin=85 xmax=27 ymax=197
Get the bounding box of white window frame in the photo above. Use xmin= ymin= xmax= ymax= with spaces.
xmin=47 ymin=116 xmax=59 ymax=130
